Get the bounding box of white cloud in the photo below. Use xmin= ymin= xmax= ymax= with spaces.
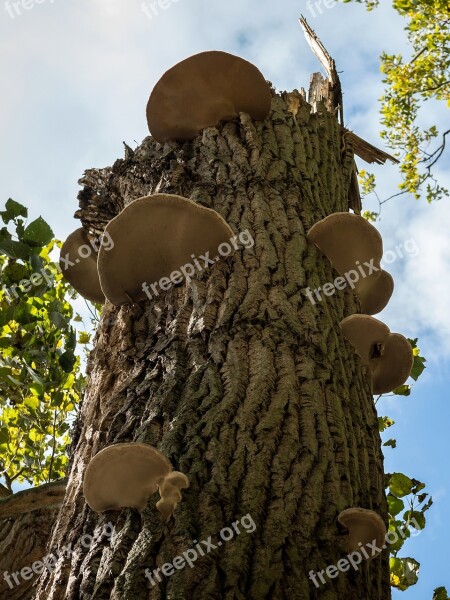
xmin=379 ymin=197 xmax=450 ymax=361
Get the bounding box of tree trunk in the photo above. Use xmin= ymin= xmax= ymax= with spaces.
xmin=35 ymin=91 xmax=391 ymax=600
xmin=0 ymin=480 xmax=66 ymax=599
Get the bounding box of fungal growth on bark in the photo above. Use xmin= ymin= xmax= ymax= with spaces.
xmin=146 ymin=50 xmax=272 ymax=143
xmin=59 ymin=228 xmax=105 ymax=304
xmin=358 ymin=270 xmax=394 ymax=317
xmin=32 ymin=26 xmax=406 ymax=599
xmin=340 ymin=314 xmax=414 ymax=394
xmin=83 ymin=443 xmax=189 ymax=519
xmin=338 ymin=508 xmax=387 ymax=556
xmin=97 ymin=193 xmax=234 ymax=306
xmin=156 ymin=471 xmax=191 ymax=522
xmin=307 ymin=212 xmax=393 ymax=314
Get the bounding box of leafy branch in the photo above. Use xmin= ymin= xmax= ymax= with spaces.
xmin=344 ymin=0 xmax=450 ymax=203
xmin=0 ymin=199 xmax=87 ymax=488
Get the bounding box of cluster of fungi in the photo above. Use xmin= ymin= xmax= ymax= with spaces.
xmin=307 ymin=211 xmax=414 ymax=554
xmin=60 ymin=51 xmax=412 ymax=554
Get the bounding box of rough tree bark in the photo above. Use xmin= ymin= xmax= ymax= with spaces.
xmin=0 ymin=480 xmax=66 ymax=599
xmin=34 ymin=89 xmax=391 ymax=600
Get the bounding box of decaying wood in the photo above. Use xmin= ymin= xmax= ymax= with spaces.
xmin=299 ymin=16 xmax=343 ymax=125
xmin=299 ymin=15 xmax=398 ymax=215
xmin=0 ymin=480 xmax=66 ymax=600
xmin=342 ymin=129 xmax=400 ymax=165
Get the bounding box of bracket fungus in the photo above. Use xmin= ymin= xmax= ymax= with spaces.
xmin=338 ymin=508 xmax=387 ymax=556
xmin=98 ymin=193 xmax=234 ymax=306
xmin=357 ymin=270 xmax=394 ymax=317
xmin=307 ymin=212 xmax=393 ymax=314
xmin=146 ymin=50 xmax=272 ymax=143
xmin=83 ymin=443 xmax=189 ymax=520
xmin=340 ymin=314 xmax=414 ymax=394
xmin=59 ymin=228 xmax=105 ymax=304
xmin=156 ymin=472 xmax=190 ymax=521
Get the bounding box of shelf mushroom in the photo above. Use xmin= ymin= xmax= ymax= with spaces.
xmin=97 ymin=193 xmax=234 ymax=306
xmin=83 ymin=443 xmax=189 ymax=521
xmin=340 ymin=314 xmax=413 ymax=394
xmin=146 ymin=50 xmax=272 ymax=143
xmin=338 ymin=508 xmax=386 ymax=557
xmin=307 ymin=213 xmax=393 ymax=314
xmin=357 ymin=270 xmax=394 ymax=317
xmin=156 ymin=472 xmax=191 ymax=521
xmin=59 ymin=228 xmax=105 ymax=304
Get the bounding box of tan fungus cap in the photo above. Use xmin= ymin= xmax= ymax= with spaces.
xmin=340 ymin=314 xmax=414 ymax=394
xmin=338 ymin=507 xmax=387 ymax=556
xmin=83 ymin=443 xmax=189 ymax=520
xmin=98 ymin=193 xmax=234 ymax=306
xmin=357 ymin=270 xmax=394 ymax=316
xmin=59 ymin=228 xmax=105 ymax=304
xmin=146 ymin=51 xmax=272 ymax=143
xmin=307 ymin=213 xmax=393 ymax=315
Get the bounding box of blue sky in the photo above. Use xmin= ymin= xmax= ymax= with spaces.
xmin=1 ymin=0 xmax=449 ymax=597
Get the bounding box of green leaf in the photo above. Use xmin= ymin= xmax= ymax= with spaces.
xmin=433 ymin=587 xmax=449 ymax=600
xmin=49 ymin=312 xmax=69 ymax=329
xmin=22 ymin=217 xmax=54 ymax=247
xmin=78 ymin=332 xmax=91 ymax=344
xmin=408 ymin=338 xmax=427 ymax=381
xmin=0 ymin=336 xmax=15 ymax=348
xmin=392 ymin=384 xmax=411 ymax=396
xmin=0 ymin=238 xmax=32 ymax=260
xmin=24 ymin=363 xmax=45 ymax=387
xmin=387 ymin=494 xmax=404 ymax=517
xmin=15 ymin=218 xmax=25 ymax=239
xmin=6 ymin=374 xmax=24 ymax=387
xmin=411 ymin=479 xmax=426 ymax=494
xmin=0 ymin=367 xmax=12 ymax=379
xmin=0 ymin=427 xmax=9 ymax=444
xmin=403 ymin=510 xmax=425 ymax=530
xmin=29 ymin=253 xmax=44 ymax=272
xmin=59 ymin=351 xmax=76 ymax=373
xmin=378 ymin=416 xmax=395 ymax=432
xmin=388 ymin=523 xmax=409 ymax=553
xmin=66 ymin=329 xmax=77 ymax=351
xmin=1 ymin=198 xmax=28 ymax=223
xmin=410 ymin=354 xmax=426 ymax=381
xmin=362 ymin=210 xmax=379 ymax=222
xmin=384 ymin=439 xmax=397 ymax=448
xmin=13 ymin=303 xmax=37 ymax=325
xmin=23 ymin=396 xmax=40 ymax=411
xmin=389 ymin=557 xmax=420 ymax=591
xmin=2 ymin=263 xmax=29 ymax=283
xmin=389 ymin=473 xmax=414 ymax=497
